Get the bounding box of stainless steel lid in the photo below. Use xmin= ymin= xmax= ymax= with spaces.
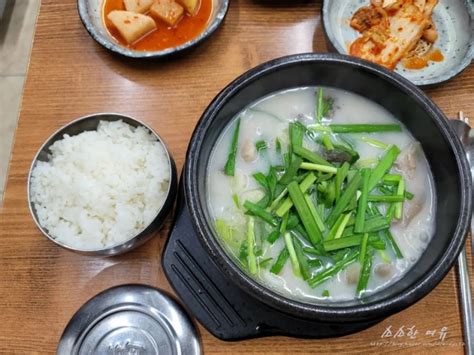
xmin=57 ymin=285 xmax=201 ymax=355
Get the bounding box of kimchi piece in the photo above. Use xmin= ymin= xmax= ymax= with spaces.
xmin=349 ymin=0 xmax=443 ymax=70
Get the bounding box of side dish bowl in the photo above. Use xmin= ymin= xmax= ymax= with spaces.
xmin=28 ymin=113 xmax=177 ymax=256
xmin=77 ymin=0 xmax=229 ymax=59
xmin=322 ymin=0 xmax=474 ymax=86
xmin=183 ymin=53 xmax=471 ymax=322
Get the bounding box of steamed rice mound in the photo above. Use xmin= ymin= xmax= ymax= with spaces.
xmin=30 ymin=120 xmax=170 ymax=250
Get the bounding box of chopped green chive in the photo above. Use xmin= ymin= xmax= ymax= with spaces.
xmin=232 ymin=193 xmax=240 ymax=209
xmin=293 ymin=145 xmax=332 ymax=167
xmin=354 ymin=168 xmax=371 ymax=233
xmin=326 ymin=172 xmax=362 ymax=227
xmin=279 ymin=156 xmax=303 ymax=185
xmin=267 ymin=230 xmax=280 ymax=244
xmin=335 ymin=162 xmax=350 ymax=202
xmin=316 ymin=88 xmax=334 ymax=121
xmin=309 ymin=259 xmax=323 ymax=268
xmin=224 ymin=118 xmax=241 ymax=176
xmin=360 ymin=136 xmax=389 ymax=149
xmin=293 ymin=236 xmax=311 ymax=280
xmin=359 ymin=233 xmax=369 ymax=265
xmin=329 ymin=124 xmax=402 ymax=134
xmin=307 ymin=124 xmax=332 ymax=134
xmin=275 ymin=173 xmax=317 ymax=217
xmin=290 ymin=122 xmax=304 ymax=149
xmin=270 ymin=247 xmax=290 ymax=274
xmin=243 ymin=200 xmax=279 ymax=227
xmin=362 ymin=215 xmax=390 ymax=233
xmin=259 ymin=257 xmax=273 ymax=268
xmin=287 ymin=181 xmax=323 ymax=246
xmin=382 ymin=229 xmax=403 ymax=259
xmin=324 ymin=234 xmax=368 ymax=251
xmin=309 ymin=250 xmax=359 ymax=287
xmin=383 ymin=174 xmax=402 ymax=184
xmin=334 ymin=212 xmax=352 ymax=240
xmin=280 ymin=211 xmax=289 ymax=232
xmin=367 ymin=194 xmax=405 ymax=202
xmin=284 ymin=232 xmax=301 ymax=277
xmin=386 ymin=204 xmax=396 ymax=224
xmin=300 ymin=162 xmax=338 ymax=174
xmin=275 ymin=137 xmax=282 ymax=154
xmin=246 ymin=217 xmax=257 ymax=275
xmin=395 ymin=177 xmax=405 ymax=219
xmin=255 ymin=140 xmax=267 ymax=151
xmin=322 ymin=134 xmax=334 ymax=150
xmin=304 ymin=194 xmax=326 ymax=232
xmin=357 ymin=247 xmax=374 ymax=297
xmin=367 ymin=145 xmax=401 ymax=191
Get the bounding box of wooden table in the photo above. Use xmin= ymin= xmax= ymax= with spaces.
xmin=1 ymin=0 xmax=473 ymax=353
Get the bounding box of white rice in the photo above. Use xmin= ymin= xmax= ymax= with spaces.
xmin=30 ymin=120 xmax=170 ymax=250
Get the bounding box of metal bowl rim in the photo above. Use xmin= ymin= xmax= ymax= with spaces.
xmin=27 ymin=112 xmax=175 ymax=254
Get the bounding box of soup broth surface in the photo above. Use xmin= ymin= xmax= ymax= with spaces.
xmin=207 ymin=87 xmax=436 ymax=303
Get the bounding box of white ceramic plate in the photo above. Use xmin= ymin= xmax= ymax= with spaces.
xmin=322 ymin=0 xmax=473 ymax=86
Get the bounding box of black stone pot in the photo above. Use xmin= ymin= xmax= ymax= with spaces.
xmin=163 ymin=53 xmax=471 ymax=340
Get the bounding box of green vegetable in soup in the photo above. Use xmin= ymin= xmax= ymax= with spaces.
xmin=316 ymin=88 xmax=334 ymax=122
xmin=279 ymin=156 xmax=303 ymax=185
xmin=335 ymin=162 xmax=350 ymax=202
xmin=367 ymin=145 xmax=401 ymax=191
xmin=214 ymin=88 xmax=419 ymax=299
xmin=367 ymin=194 xmax=405 ymax=202
xmin=224 ymin=118 xmax=241 ymax=176
xmin=360 ymin=136 xmax=389 ymax=149
xmin=354 ymin=169 xmax=371 ymax=233
xmin=287 ymin=181 xmax=323 ymax=247
xmin=357 ymin=247 xmax=374 ymax=297
xmin=299 ymin=162 xmax=338 ymax=174
xmin=382 ymin=229 xmax=404 ymax=259
xmin=308 ymin=249 xmax=359 ymax=288
xmin=395 ymin=177 xmax=405 ymax=220
xmin=304 ymin=194 xmax=326 ymax=232
xmin=270 ymin=247 xmax=290 ymax=274
xmin=275 ymin=173 xmax=317 ymax=217
xmin=328 ymin=124 xmax=402 ymax=134
xmin=284 ymin=232 xmax=301 ymax=278
xmin=243 ymin=200 xmax=278 ymax=227
xmin=246 ymin=217 xmax=258 ymax=275
xmin=275 ymin=137 xmax=282 ymax=154
xmin=293 ymin=236 xmax=311 ymax=280
xmin=255 ymin=140 xmax=267 ymax=152
xmin=293 ymin=145 xmax=332 ymax=167
xmin=326 ymin=172 xmax=361 ymax=227
xmin=259 ymin=257 xmax=273 ymax=269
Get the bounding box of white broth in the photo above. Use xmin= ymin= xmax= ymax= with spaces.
xmin=206 ymin=87 xmax=435 ymax=303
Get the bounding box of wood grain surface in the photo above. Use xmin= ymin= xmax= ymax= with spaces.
xmin=0 ymin=0 xmax=473 ymax=353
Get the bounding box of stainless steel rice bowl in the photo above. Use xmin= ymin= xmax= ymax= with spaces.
xmin=27 ymin=113 xmax=177 ymax=256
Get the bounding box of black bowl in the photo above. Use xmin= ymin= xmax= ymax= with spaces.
xmin=183 ymin=53 xmax=471 ymax=323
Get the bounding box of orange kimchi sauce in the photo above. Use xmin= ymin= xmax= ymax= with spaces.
xmin=103 ymin=0 xmax=213 ymax=51
xmin=402 ymin=49 xmax=444 ymax=70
